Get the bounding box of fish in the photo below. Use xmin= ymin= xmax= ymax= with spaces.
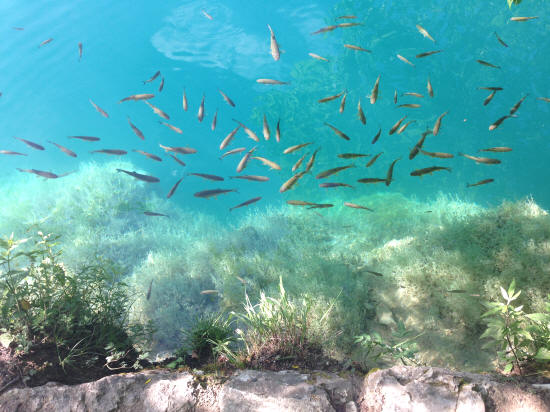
xmin=394 ymin=90 xmax=398 ymax=104
xmin=370 ymin=75 xmax=380 ymax=104
xmin=477 ymin=59 xmax=500 ymax=69
xmin=366 ymin=152 xmax=383 ymax=167
xmin=144 ymin=211 xmax=168 ymax=217
xmin=146 ymin=280 xmax=153 ymax=300
xmin=389 ymin=116 xmax=407 ymax=135
xmin=78 ymin=42 xmax=83 ymax=61
xmin=337 ymin=15 xmax=357 ymax=19
xmin=484 ymin=90 xmax=497 ymax=106
xmin=279 ymin=171 xmax=307 ymax=192
xmin=89 ymin=99 xmax=109 ymax=118
xmin=283 ymin=142 xmax=312 ymax=154
xmin=68 ymin=135 xmax=100 ymax=141
xmin=319 ymin=182 xmax=353 ymax=188
xmin=338 ymin=153 xmax=369 ymax=159
xmin=459 ymin=153 xmax=501 ymax=164
xmin=316 ymin=164 xmax=355 ymax=179
xmin=268 ymin=24 xmax=280 ymax=61
xmin=39 ymin=38 xmax=53 ymax=47
xmin=237 ymin=147 xmax=257 ymax=173
xmin=479 ymin=147 xmax=512 ymax=153
xmin=305 ymin=149 xmax=319 ymax=173
xmin=433 ymin=111 xmax=448 ymax=136
xmin=339 ymin=93 xmax=347 ymax=113
xmin=13 ymin=137 xmax=44 ymax=150
xmin=230 ymin=197 xmax=262 ymax=211
xmin=252 ymin=156 xmax=281 ymax=170
xmin=479 ymin=86 xmax=503 ymax=91
xmin=144 ymin=101 xmax=170 ymax=120
xmin=211 ymin=110 xmax=218 ymax=131
xmin=420 ymin=150 xmax=454 ymax=159
xmin=188 ymin=173 xmax=224 ymax=181
xmin=124 ymin=118 xmax=145 ymax=140
xmin=467 ymin=179 xmax=494 ymax=187
xmin=287 ymin=200 xmax=316 ymax=206
xmin=357 ymin=177 xmax=386 ymax=184
xmin=0 ymin=150 xmax=27 ymax=156
xmin=276 ymin=119 xmax=281 ymax=143
xmin=489 ymin=115 xmax=512 ymax=131
xmin=416 ymin=24 xmax=435 ymax=42
xmin=159 ymin=144 xmax=197 ymax=155
xmin=229 ymin=175 xmax=269 ymax=182
xmin=398 ymin=120 xmax=416 ymax=134
xmin=309 ymin=53 xmax=329 ymax=61
xmin=143 ymin=71 xmax=160 ymax=84
xmin=344 ymin=44 xmax=371 ymax=52
xmin=17 ymin=168 xmax=58 ymax=179
xmin=91 ymin=149 xmax=127 ymax=155
xmin=344 ymin=202 xmax=374 ymax=211
xmin=307 ymin=203 xmax=334 ymax=210
xmin=198 ymin=95 xmax=205 ymax=122
xmin=416 ymin=50 xmax=442 ymax=58
xmin=410 ymin=166 xmax=451 ymax=176
xmin=292 ymin=153 xmax=307 ymax=172
xmin=233 ymin=119 xmax=260 ymax=142
xmin=158 ymin=77 xmax=165 ymax=92
xmin=159 ymin=121 xmax=183 ymax=134
xmin=256 ymin=79 xmax=289 ymax=85
xmin=494 ymin=32 xmax=508 ymax=47
xmin=385 ymin=158 xmax=400 ymax=186
xmin=48 ymin=141 xmax=77 ymax=157
xmin=538 ymin=97 xmax=550 ymax=102
xmin=202 ymin=10 xmax=213 ymax=20
xmin=427 ymin=77 xmax=434 ymax=97
xmin=220 ymin=147 xmax=246 ymax=159
xmin=325 ymin=123 xmax=350 ymax=140
xmin=510 ymin=16 xmax=538 ymax=21
xmin=372 ymin=128 xmax=382 ymax=144
xmin=263 ymin=115 xmax=270 ymax=140
xmin=200 ymin=290 xmax=219 ymax=295
xmin=167 ymin=178 xmax=184 ymax=199
xmin=397 ymin=54 xmax=415 ymax=66
xmin=402 ymin=92 xmax=424 ymax=98
xmin=12 ymin=27 xmax=24 ymax=30
xmin=319 ymin=90 xmax=346 ymax=103
xmin=509 ymin=95 xmax=528 ymax=115
xmin=311 ymin=22 xmax=362 ymax=35
xmin=219 ymin=90 xmax=236 ymax=107
xmin=220 ymin=125 xmax=241 ymax=150
xmin=119 ymin=94 xmax=155 ymax=103
xmin=409 ymin=132 xmax=429 ymax=160
xmin=194 ymin=189 xmax=237 ymax=199
xmin=357 ymin=100 xmax=366 ymax=124
xmin=168 ymin=154 xmax=186 ymax=167
xmin=398 ymin=103 xmax=421 ymax=109
xmin=133 ymin=150 xmax=162 ymax=162
xmin=182 ymin=89 xmax=188 ymax=111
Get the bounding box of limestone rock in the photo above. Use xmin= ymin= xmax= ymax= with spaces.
xmin=357 ymin=365 xmax=550 ymax=412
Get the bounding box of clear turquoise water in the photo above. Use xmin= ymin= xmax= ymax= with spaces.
xmin=1 ymin=0 xmax=549 ymax=216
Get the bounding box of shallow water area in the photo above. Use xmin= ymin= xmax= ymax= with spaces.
xmin=1 ymin=0 xmax=549 ymax=373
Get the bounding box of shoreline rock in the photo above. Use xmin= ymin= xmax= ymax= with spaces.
xmin=1 ymin=366 xmax=549 ymax=412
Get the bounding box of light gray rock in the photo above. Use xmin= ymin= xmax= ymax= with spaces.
xmin=357 ymin=365 xmax=550 ymax=412
xmin=0 ymin=370 xmax=196 ymax=412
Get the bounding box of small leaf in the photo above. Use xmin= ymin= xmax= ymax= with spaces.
xmin=535 ymin=347 xmax=550 ymax=361
xmin=507 ymin=279 xmax=516 ymax=298
xmin=503 ymin=363 xmax=514 ymax=373
xmin=500 ymin=286 xmax=509 ymax=302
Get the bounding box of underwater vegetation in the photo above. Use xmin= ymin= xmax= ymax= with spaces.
xmin=2 ymin=161 xmax=549 ymax=373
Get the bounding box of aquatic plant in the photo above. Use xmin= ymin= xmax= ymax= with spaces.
xmin=0 ymin=231 xmax=153 ymax=373
xmin=481 ymin=280 xmax=550 ymax=374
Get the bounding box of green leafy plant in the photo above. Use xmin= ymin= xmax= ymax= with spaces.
xmin=480 ymin=280 xmax=550 ymax=374
xmin=0 ymin=231 xmax=153 ymax=373
xmin=355 ymin=321 xmax=424 ymax=367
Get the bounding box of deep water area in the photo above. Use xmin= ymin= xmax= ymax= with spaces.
xmin=1 ymin=0 xmax=549 ymax=373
